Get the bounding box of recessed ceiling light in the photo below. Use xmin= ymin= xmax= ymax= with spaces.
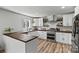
xmin=61 ymin=6 xmax=65 ymax=9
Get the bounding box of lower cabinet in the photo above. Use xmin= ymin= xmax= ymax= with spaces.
xmin=56 ymin=32 xmax=72 ymax=44
xmin=28 ymin=31 xmax=47 ymax=39
xmin=56 ymin=33 xmax=62 ymax=43
xmin=38 ymin=31 xmax=47 ymax=39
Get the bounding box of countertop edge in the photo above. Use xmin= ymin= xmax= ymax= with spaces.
xmin=28 ymin=30 xmax=72 ymax=33
xmin=3 ymin=34 xmax=38 ymax=43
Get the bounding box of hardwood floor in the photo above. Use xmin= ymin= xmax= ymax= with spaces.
xmin=37 ymin=39 xmax=72 ymax=53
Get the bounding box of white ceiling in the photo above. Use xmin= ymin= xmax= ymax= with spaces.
xmin=1 ymin=6 xmax=75 ymax=17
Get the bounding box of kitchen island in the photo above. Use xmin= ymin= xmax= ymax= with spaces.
xmin=3 ymin=32 xmax=38 ymax=53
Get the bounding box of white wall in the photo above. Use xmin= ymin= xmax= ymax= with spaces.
xmin=0 ymin=8 xmax=26 ymax=33
xmin=33 ymin=18 xmax=43 ymax=26
xmin=0 ymin=8 xmax=32 ymax=49
xmin=49 ymin=22 xmax=58 ymax=28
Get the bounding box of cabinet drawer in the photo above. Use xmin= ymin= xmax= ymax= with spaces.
xmin=56 ymin=33 xmax=62 ymax=42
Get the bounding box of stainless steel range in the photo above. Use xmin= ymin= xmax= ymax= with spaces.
xmin=47 ymin=28 xmax=56 ymax=41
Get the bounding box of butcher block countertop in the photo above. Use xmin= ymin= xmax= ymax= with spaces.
xmin=3 ymin=28 xmax=72 ymax=43
xmin=35 ymin=29 xmax=72 ymax=33
xmin=56 ymin=31 xmax=72 ymax=33
xmin=4 ymin=32 xmax=38 ymax=43
xmin=37 ymin=30 xmax=72 ymax=33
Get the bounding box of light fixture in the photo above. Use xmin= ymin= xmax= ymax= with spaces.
xmin=61 ymin=6 xmax=65 ymax=9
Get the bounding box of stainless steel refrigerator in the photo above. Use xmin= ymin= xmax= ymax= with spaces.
xmin=72 ymin=14 xmax=79 ymax=53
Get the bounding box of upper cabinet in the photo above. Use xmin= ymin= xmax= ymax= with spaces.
xmin=46 ymin=15 xmax=63 ymax=22
xmin=63 ymin=14 xmax=74 ymax=26
xmin=33 ymin=18 xmax=43 ymax=26
xmin=75 ymin=6 xmax=79 ymax=16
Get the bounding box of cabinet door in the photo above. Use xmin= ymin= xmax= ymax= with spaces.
xmin=63 ymin=14 xmax=73 ymax=26
xmin=75 ymin=7 xmax=79 ymax=16
xmin=65 ymin=33 xmax=72 ymax=44
xmin=26 ymin=38 xmax=38 ymax=53
xmin=38 ymin=31 xmax=47 ymax=39
xmin=56 ymin=33 xmax=72 ymax=44
xmin=63 ymin=15 xmax=69 ymax=26
xmin=56 ymin=33 xmax=62 ymax=43
xmin=61 ymin=33 xmax=68 ymax=44
xmin=62 ymin=33 xmax=72 ymax=44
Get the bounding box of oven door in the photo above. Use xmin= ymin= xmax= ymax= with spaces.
xmin=47 ymin=31 xmax=56 ymax=41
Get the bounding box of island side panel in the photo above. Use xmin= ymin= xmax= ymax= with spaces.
xmin=3 ymin=35 xmax=26 ymax=53
xmin=25 ymin=38 xmax=38 ymax=53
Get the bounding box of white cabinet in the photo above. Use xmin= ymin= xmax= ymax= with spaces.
xmin=75 ymin=6 xmax=79 ymax=16
xmin=56 ymin=33 xmax=62 ymax=43
xmin=38 ymin=31 xmax=47 ymax=39
xmin=63 ymin=14 xmax=73 ymax=26
xmin=62 ymin=33 xmax=72 ymax=44
xmin=56 ymin=32 xmax=72 ymax=44
xmin=28 ymin=31 xmax=47 ymax=39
